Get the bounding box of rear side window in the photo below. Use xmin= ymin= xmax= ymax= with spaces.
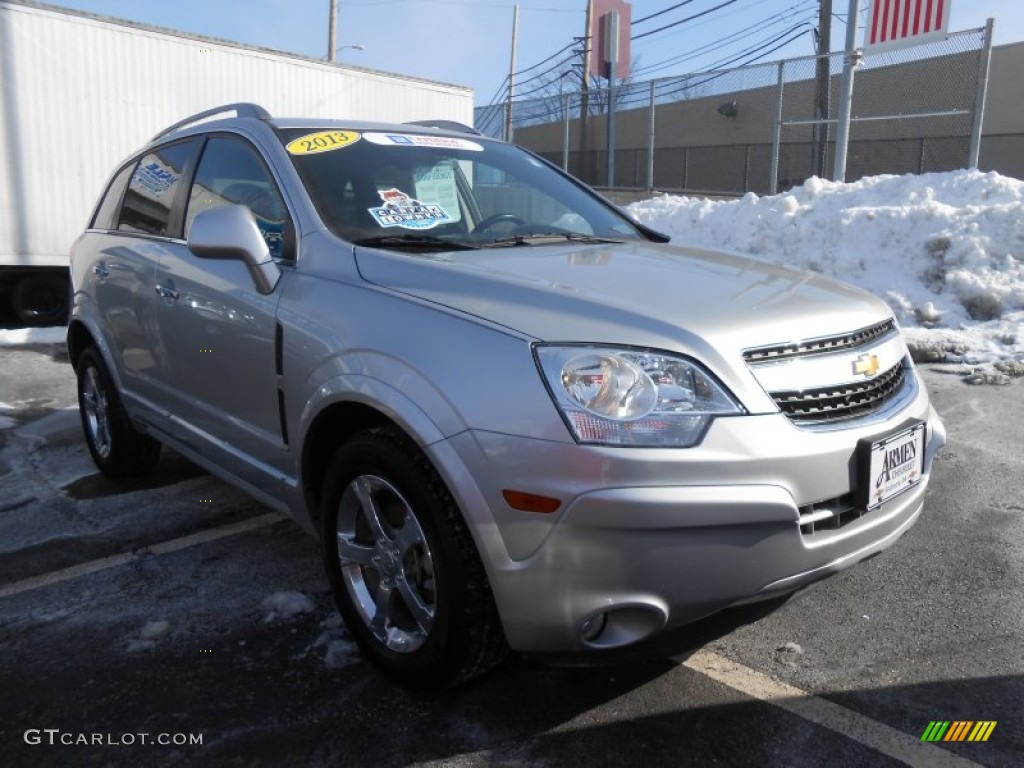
xmin=186 ymin=136 xmax=290 ymax=260
xmin=91 ymin=163 xmax=134 ymax=230
xmin=117 ymin=141 xmax=197 ymax=237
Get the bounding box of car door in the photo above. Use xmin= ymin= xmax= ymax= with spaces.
xmin=90 ymin=141 xmax=199 ymax=413
xmin=152 ymin=134 xmax=293 ymax=492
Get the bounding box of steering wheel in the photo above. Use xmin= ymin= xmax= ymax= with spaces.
xmin=474 ymin=213 xmax=526 ymax=233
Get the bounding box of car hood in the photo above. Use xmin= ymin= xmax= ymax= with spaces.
xmin=355 ymin=239 xmax=892 ymax=354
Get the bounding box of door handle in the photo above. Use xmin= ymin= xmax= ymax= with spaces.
xmin=155 ymin=284 xmax=180 ymax=302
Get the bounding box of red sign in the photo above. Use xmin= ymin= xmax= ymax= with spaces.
xmin=589 ymin=0 xmax=631 ymax=80
xmin=865 ymin=0 xmax=950 ymax=53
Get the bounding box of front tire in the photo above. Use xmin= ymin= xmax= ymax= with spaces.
xmin=320 ymin=426 xmax=507 ymax=687
xmin=76 ymin=347 xmax=161 ymax=477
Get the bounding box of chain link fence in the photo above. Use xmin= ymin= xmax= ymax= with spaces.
xmin=476 ymin=26 xmax=992 ymax=196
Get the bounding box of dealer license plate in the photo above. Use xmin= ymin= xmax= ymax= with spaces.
xmin=856 ymin=422 xmax=926 ymax=511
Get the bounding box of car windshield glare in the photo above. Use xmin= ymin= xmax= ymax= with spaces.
xmin=278 ymin=128 xmax=644 ymax=249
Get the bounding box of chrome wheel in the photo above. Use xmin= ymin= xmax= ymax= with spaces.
xmin=81 ymin=365 xmax=112 ymax=459
xmin=335 ymin=474 xmax=435 ymax=654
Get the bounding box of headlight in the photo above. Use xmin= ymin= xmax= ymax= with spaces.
xmin=535 ymin=345 xmax=743 ymax=447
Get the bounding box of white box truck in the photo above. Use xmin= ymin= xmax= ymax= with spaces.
xmin=0 ymin=0 xmax=472 ymax=324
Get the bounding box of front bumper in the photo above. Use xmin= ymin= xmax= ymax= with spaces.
xmin=429 ymin=385 xmax=946 ymax=654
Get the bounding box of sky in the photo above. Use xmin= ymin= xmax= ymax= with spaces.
xmin=40 ymin=0 xmax=1024 ymax=107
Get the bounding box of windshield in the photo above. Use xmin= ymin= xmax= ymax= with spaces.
xmin=278 ymin=128 xmax=646 ymax=250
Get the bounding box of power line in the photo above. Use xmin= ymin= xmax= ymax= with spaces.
xmin=633 ymin=0 xmax=699 ymax=26
xmin=631 ymin=0 xmax=742 ymax=41
xmin=512 ymin=39 xmax=578 ymax=77
xmin=630 ymin=0 xmax=816 ymax=78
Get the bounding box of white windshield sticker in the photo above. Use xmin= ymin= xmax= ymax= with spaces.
xmin=413 ymin=165 xmax=461 ymax=223
xmin=363 ymin=132 xmax=484 ymax=152
xmin=368 ymin=188 xmax=452 ymax=230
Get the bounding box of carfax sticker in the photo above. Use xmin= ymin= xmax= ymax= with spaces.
xmin=363 ymin=132 xmax=484 ymax=152
xmin=368 ymin=188 xmax=452 ymax=230
xmin=286 ymin=130 xmax=361 ymax=155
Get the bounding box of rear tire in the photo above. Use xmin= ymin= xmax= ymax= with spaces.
xmin=76 ymin=347 xmax=161 ymax=477
xmin=320 ymin=426 xmax=507 ymax=687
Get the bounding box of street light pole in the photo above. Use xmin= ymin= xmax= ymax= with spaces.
xmin=833 ymin=0 xmax=860 ymax=182
xmin=505 ymin=4 xmax=519 ymax=143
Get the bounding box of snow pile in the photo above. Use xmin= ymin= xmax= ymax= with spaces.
xmin=629 ymin=170 xmax=1024 ymax=373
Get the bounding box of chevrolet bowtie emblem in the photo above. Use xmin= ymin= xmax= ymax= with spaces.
xmin=852 ymin=353 xmax=881 ymax=377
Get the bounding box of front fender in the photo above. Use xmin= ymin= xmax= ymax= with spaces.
xmin=299 ymin=371 xmax=448 ymax=447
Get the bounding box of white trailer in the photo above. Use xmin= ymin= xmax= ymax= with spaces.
xmin=0 ymin=0 xmax=473 ymax=324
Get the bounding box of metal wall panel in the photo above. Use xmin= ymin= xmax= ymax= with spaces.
xmin=0 ymin=1 xmax=473 ymax=265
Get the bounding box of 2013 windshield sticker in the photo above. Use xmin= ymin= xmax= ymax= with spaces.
xmin=369 ymin=188 xmax=452 ymax=230
xmin=286 ymin=130 xmax=361 ymax=155
xmin=363 ymin=132 xmax=484 ymax=152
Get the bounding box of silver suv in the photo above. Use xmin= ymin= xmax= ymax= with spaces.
xmin=69 ymin=103 xmax=946 ymax=686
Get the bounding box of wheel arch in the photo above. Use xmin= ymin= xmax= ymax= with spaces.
xmin=66 ymin=319 xmax=97 ymax=371
xmin=299 ymin=379 xmax=449 ymax=528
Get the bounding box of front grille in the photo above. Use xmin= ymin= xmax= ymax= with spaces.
xmin=770 ymin=362 xmax=906 ymax=423
xmin=743 ymin=319 xmax=896 ymax=364
xmin=798 ymin=494 xmax=862 ymax=536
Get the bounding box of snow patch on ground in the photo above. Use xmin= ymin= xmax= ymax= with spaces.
xmin=312 ymin=615 xmax=359 ymax=669
xmin=0 ymin=326 xmax=67 ymax=346
xmin=126 ymin=620 xmax=172 ymax=653
xmin=261 ymin=591 xmax=316 ymax=621
xmin=628 ymin=170 xmax=1024 ymax=374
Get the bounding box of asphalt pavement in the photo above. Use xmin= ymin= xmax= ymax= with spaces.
xmin=0 ymin=343 xmax=1020 ymax=768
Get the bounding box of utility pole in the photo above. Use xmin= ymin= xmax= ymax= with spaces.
xmin=579 ymin=0 xmax=593 ymax=177
xmin=605 ymin=10 xmax=619 ymax=188
xmin=328 ymin=0 xmax=338 ymax=62
xmin=813 ymin=0 xmax=832 ymax=177
xmin=505 ymin=4 xmax=519 ymax=143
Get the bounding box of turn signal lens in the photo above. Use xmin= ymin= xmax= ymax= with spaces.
xmin=502 ymin=490 xmax=562 ymax=514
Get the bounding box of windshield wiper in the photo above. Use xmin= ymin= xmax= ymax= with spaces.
xmin=480 ymin=232 xmax=627 ymax=248
xmin=353 ymin=234 xmax=480 ymax=251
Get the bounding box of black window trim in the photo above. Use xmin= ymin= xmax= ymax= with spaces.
xmin=106 ymin=136 xmax=202 ymax=241
xmin=88 ymin=160 xmax=135 ymax=232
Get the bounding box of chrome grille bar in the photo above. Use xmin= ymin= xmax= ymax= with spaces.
xmin=770 ymin=362 xmax=906 ymax=423
xmin=743 ymin=319 xmax=897 ymax=364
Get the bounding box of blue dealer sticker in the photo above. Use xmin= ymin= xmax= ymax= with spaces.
xmin=368 ymin=188 xmax=452 ymax=230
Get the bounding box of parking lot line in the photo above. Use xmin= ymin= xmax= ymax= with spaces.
xmin=0 ymin=511 xmax=287 ymax=599
xmin=684 ymin=650 xmax=983 ymax=768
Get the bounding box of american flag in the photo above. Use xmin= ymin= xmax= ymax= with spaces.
xmin=866 ymin=0 xmax=951 ymax=51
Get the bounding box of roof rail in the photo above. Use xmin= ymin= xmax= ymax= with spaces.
xmin=404 ymin=119 xmax=482 ymax=136
xmin=151 ymin=103 xmax=271 ymax=141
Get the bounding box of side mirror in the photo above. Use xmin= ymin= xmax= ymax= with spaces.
xmin=187 ymin=205 xmax=281 ymax=294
